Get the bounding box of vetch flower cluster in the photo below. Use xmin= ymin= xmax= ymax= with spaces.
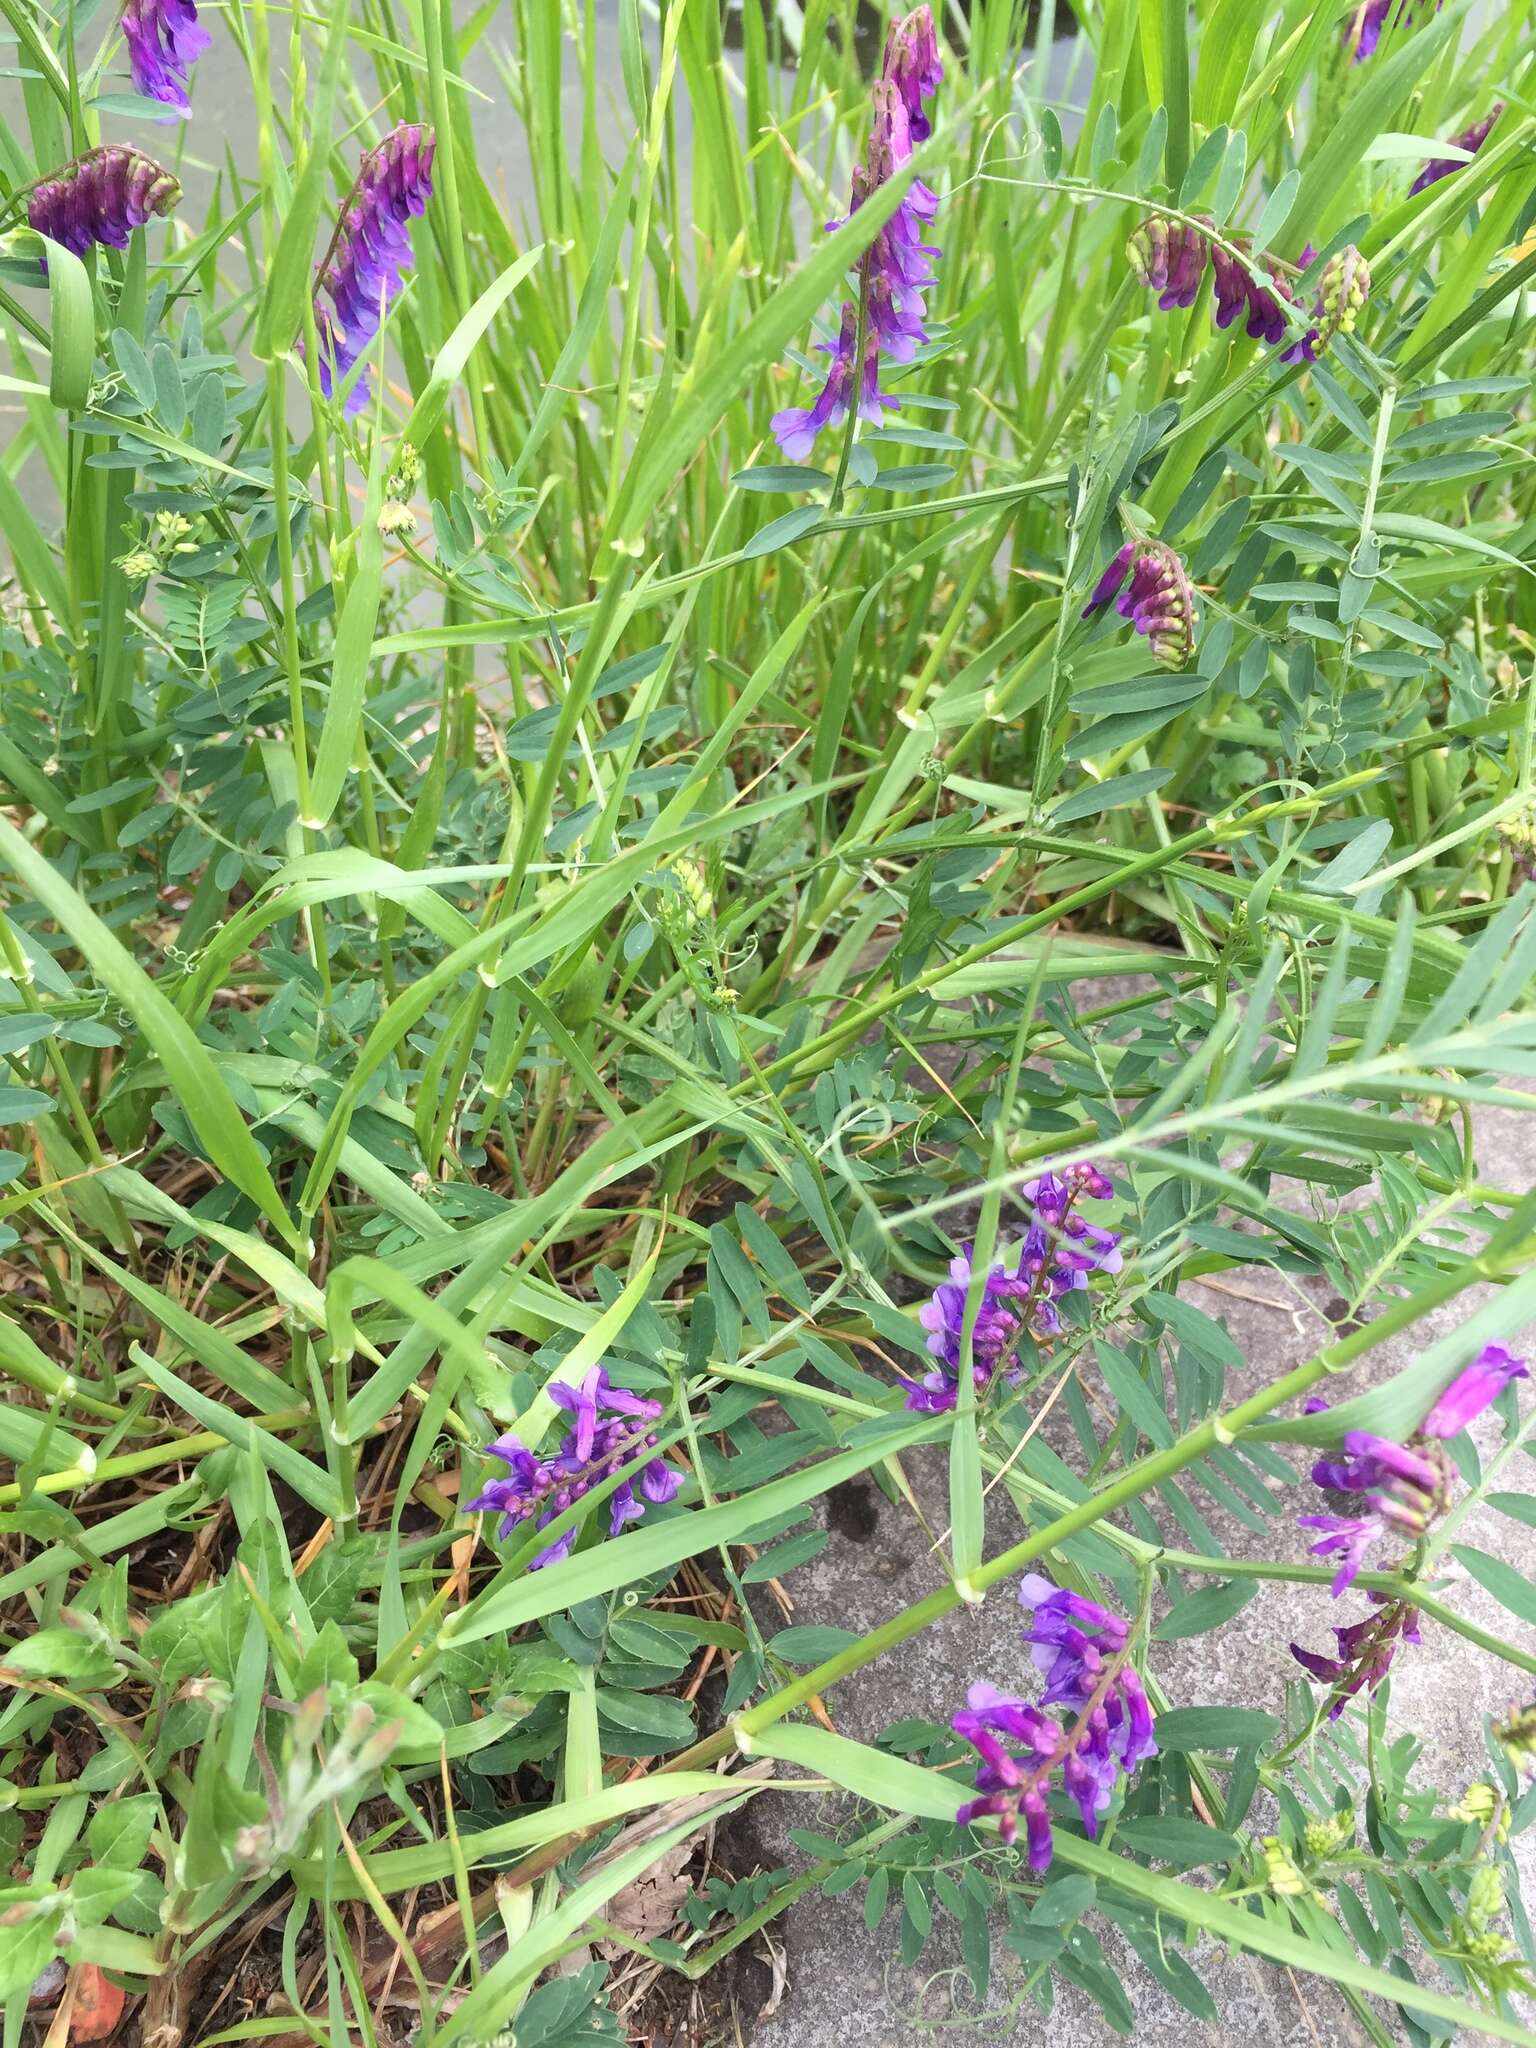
xmin=467 ymin=1365 xmax=681 ymax=1568
xmin=121 ymin=0 xmax=210 ymax=114
xmin=1411 ymin=107 xmax=1501 ymax=196
xmin=27 ymin=146 xmax=181 ymax=256
xmin=1083 ymin=540 xmax=1198 ymax=669
xmin=1291 ymin=1343 xmax=1527 ymax=1710
xmin=903 ymin=1163 xmax=1120 ymax=1413
xmin=1128 ymin=216 xmax=1370 ymax=367
xmin=312 ymin=123 xmax=436 ymax=416
xmin=771 ymin=6 xmax=941 ymax=461
xmin=953 ymin=1577 xmax=1156 ymax=1868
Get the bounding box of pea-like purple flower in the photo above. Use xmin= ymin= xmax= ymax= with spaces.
xmin=1083 ymin=540 xmax=1198 ymax=670
xmin=1411 ymin=107 xmax=1502 ymax=196
xmin=313 ymin=123 xmax=435 ymax=416
xmin=1292 ymin=1598 xmax=1421 ymax=1717
xmin=1127 ymin=217 xmax=1209 ymax=310
xmin=1291 ymin=1348 xmax=1526 ymax=1711
xmin=770 ymin=6 xmax=941 ymax=460
xmin=771 ymin=302 xmax=896 ymax=463
xmin=467 ymin=1365 xmax=680 ymax=1568
xmin=121 ymin=0 xmax=210 ymax=114
xmin=1422 ymin=1343 xmax=1528 ymax=1438
xmin=1298 ymin=1424 xmax=1449 ymax=1595
xmin=954 ymin=1578 xmax=1156 ymax=1867
xmin=903 ymin=1164 xmax=1121 ymax=1412
xmin=27 ymin=146 xmax=181 ymax=256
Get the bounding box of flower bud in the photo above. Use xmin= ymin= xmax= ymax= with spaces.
xmin=1317 ymin=246 xmax=1370 ymax=345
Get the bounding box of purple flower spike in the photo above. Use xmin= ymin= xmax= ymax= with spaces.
xmin=954 ymin=1581 xmax=1154 ymax=1864
xmin=121 ymin=0 xmax=210 ymax=114
xmin=27 ymin=146 xmax=181 ymax=257
xmin=1292 ymin=1597 xmax=1418 ymax=1715
xmin=768 ymin=7 xmax=939 ymax=459
xmin=1085 ymin=541 xmax=1197 ymax=669
xmin=313 ymin=123 xmax=435 ymax=416
xmin=1411 ymin=106 xmax=1501 ymax=196
xmin=903 ymin=1166 xmax=1122 ymax=1414
xmin=1423 ymin=1343 xmax=1528 ymax=1439
xmin=468 ymin=1365 xmax=677 ymax=1568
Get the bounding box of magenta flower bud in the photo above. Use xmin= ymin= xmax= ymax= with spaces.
xmin=28 ymin=145 xmax=181 ymax=256
xmin=120 ymin=0 xmax=210 ymax=113
xmin=1127 ymin=216 xmax=1208 ymax=309
xmin=1411 ymin=106 xmax=1501 ymax=195
xmin=881 ymin=6 xmax=942 ymax=143
xmin=1092 ymin=541 xmax=1196 ymax=668
xmin=1423 ymin=1344 xmax=1528 ymax=1438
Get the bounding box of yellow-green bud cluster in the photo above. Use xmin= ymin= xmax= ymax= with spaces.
xmin=1262 ymin=1836 xmax=1306 ymax=1896
xmin=1317 ymin=246 xmax=1370 ymax=343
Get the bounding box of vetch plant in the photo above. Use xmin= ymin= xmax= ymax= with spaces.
xmin=0 ymin=0 xmax=1533 ymax=2042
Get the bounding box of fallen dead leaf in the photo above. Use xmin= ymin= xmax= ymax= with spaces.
xmin=68 ymin=1964 xmax=126 ymax=2043
xmin=594 ymin=1839 xmax=692 ymax=1958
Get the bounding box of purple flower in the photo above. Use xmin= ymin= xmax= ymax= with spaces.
xmin=1126 ymin=217 xmax=1209 ymax=310
xmin=953 ymin=1581 xmax=1155 ymax=1867
xmin=1347 ymin=0 xmax=1424 ymax=61
xmin=904 ymin=1167 xmax=1121 ymax=1413
xmin=881 ymin=5 xmax=943 ymax=144
xmin=768 ymin=6 xmax=940 ymax=460
xmin=27 ymin=146 xmax=181 ymax=256
xmin=1298 ymin=1509 xmax=1388 ymax=1596
xmin=1083 ymin=540 xmax=1197 ymax=669
xmin=1422 ymin=1343 xmax=1528 ymax=1438
xmin=313 ymin=123 xmax=435 ymax=416
xmin=1291 ymin=1598 xmax=1420 ymax=1715
xmin=772 ymin=302 xmax=896 ymax=461
xmin=1297 ymin=1425 xmax=1449 ymax=1593
xmin=120 ymin=0 xmax=210 ymax=113
xmin=467 ymin=1365 xmax=679 ymax=1568
xmin=1411 ymin=106 xmax=1501 ymax=195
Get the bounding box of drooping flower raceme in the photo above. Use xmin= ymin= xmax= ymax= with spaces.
xmin=903 ymin=1163 xmax=1121 ymax=1413
xmin=1291 ymin=1345 xmax=1527 ymax=1710
xmin=467 ymin=1366 xmax=681 ymax=1568
xmin=770 ymin=6 xmax=941 ymax=461
xmin=27 ymin=146 xmax=181 ymax=256
xmin=1128 ymin=215 xmax=1368 ymax=370
xmin=120 ymin=0 xmax=210 ymax=114
xmin=1298 ymin=1428 xmax=1450 ymax=1595
xmin=1291 ymin=1600 xmax=1422 ymax=1719
xmin=313 ymin=123 xmax=435 ymax=416
xmin=1411 ymin=107 xmax=1502 ymax=196
xmin=954 ymin=1578 xmax=1156 ymax=1868
xmin=1083 ymin=540 xmax=1198 ymax=669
